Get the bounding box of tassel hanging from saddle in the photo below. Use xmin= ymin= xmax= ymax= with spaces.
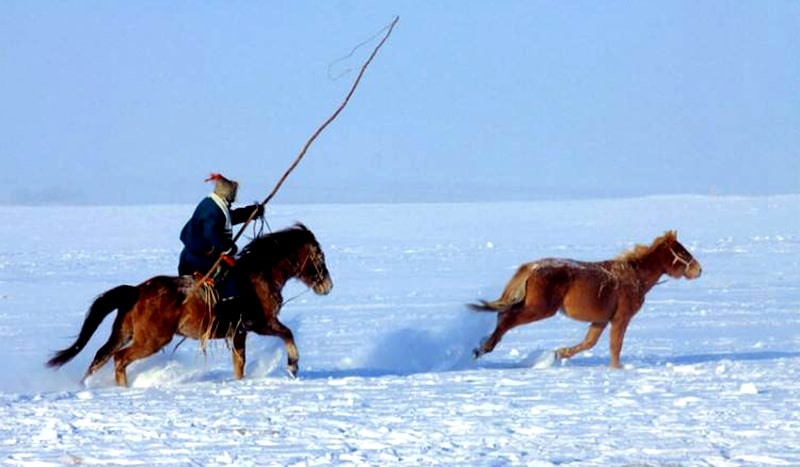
xmin=190 ymin=258 xmax=232 ymax=311
xmin=194 ymin=277 xmax=218 ymax=352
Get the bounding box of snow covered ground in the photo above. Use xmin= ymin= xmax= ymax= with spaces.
xmin=0 ymin=196 xmax=798 ymax=466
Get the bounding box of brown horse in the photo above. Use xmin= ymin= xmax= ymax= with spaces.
xmin=471 ymin=230 xmax=701 ymax=368
xmin=47 ymin=223 xmax=333 ymax=386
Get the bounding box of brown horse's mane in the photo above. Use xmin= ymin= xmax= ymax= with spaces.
xmin=615 ymin=230 xmax=677 ymax=263
xmin=236 ymin=223 xmax=316 ymax=274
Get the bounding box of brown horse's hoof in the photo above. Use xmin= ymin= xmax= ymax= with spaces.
xmin=287 ymin=365 xmax=298 ymax=379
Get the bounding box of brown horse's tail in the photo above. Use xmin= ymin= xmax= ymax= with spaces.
xmin=468 ymin=264 xmax=531 ymax=313
xmin=46 ymin=285 xmax=139 ymax=368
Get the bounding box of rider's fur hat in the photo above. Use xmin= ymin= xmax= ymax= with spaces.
xmin=205 ymin=173 xmax=238 ymax=204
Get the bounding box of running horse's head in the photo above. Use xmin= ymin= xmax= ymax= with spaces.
xmin=660 ymin=230 xmax=702 ymax=280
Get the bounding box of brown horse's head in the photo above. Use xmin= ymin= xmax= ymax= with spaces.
xmin=660 ymin=230 xmax=702 ymax=279
xmin=298 ymin=233 xmax=333 ymax=295
xmin=238 ymin=223 xmax=333 ymax=295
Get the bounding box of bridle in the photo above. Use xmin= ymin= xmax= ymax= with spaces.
xmin=274 ymin=243 xmax=328 ymax=306
xmin=669 ymin=247 xmax=695 ymax=269
xmin=297 ymin=244 xmax=327 ymax=287
xmin=652 ymin=247 xmax=695 ymax=287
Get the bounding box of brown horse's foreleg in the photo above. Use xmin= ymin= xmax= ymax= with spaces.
xmin=255 ymin=319 xmax=299 ymax=378
xmin=556 ymin=322 xmax=607 ymax=361
xmin=608 ymin=316 xmax=632 ymax=369
xmin=231 ymin=331 xmax=246 ymax=380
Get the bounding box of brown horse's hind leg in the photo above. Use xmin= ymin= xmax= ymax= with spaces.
xmin=112 ymin=335 xmax=173 ymax=387
xmin=474 ymin=310 xmax=521 ymax=358
xmin=475 ymin=273 xmax=563 ymax=359
xmin=84 ymin=314 xmax=132 ymax=380
xmin=556 ymin=322 xmax=607 ymax=361
xmin=85 ymin=332 xmax=131 ymax=380
xmin=474 ymin=301 xmax=559 ymax=359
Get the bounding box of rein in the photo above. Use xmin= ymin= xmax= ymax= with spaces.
xmin=276 ymin=243 xmax=327 ymax=306
xmin=283 ymin=288 xmax=312 ymax=306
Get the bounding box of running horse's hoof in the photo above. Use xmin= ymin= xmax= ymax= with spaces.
xmin=473 ymin=337 xmax=489 ymax=359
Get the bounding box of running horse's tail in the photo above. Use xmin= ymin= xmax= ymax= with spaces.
xmin=468 ymin=263 xmax=531 ymax=313
xmin=46 ymin=285 xmax=140 ymax=368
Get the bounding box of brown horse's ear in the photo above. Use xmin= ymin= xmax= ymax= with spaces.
xmin=666 ymin=230 xmax=677 ymax=242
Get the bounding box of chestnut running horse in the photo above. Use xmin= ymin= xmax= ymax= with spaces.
xmin=47 ymin=223 xmax=332 ymax=386
xmin=471 ymin=230 xmax=701 ymax=368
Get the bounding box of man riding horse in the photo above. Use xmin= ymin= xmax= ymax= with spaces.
xmin=179 ymin=173 xmax=263 ymax=323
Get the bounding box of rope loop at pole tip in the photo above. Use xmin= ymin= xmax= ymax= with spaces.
xmin=327 ymin=15 xmax=400 ymax=81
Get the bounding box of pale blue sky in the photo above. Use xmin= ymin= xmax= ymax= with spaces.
xmin=1 ymin=2 xmax=798 ymax=204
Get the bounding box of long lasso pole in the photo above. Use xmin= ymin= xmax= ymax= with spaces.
xmin=236 ymin=15 xmax=399 ymax=241
xmin=196 ymin=16 xmax=399 ymax=287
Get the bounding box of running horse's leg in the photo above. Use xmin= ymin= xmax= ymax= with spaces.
xmin=474 ymin=277 xmax=561 ymax=359
xmin=555 ymin=322 xmax=608 ymax=361
xmin=608 ymin=313 xmax=633 ymax=369
xmin=474 ymin=309 xmax=523 ymax=358
xmin=473 ymin=268 xmax=566 ymax=358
